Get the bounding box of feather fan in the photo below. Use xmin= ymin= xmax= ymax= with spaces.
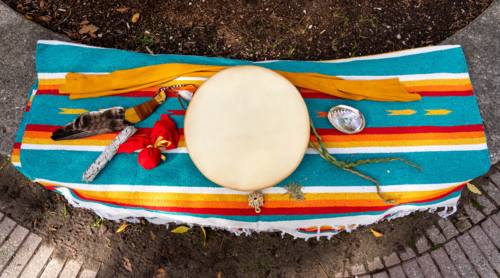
xmin=51 ymin=107 xmax=133 ymax=141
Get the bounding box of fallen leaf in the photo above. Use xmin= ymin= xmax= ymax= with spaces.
xmin=141 ymin=219 xmax=146 ymax=225
xmin=66 ymin=246 xmax=77 ymax=257
xmin=153 ymin=268 xmax=169 ymax=278
xmin=123 ymin=254 xmax=133 ymax=273
xmin=89 ymin=32 xmax=98 ymax=39
xmin=49 ymin=226 xmax=57 ymax=231
xmin=116 ymin=7 xmax=129 ymax=12
xmin=116 ymin=223 xmax=131 ymax=233
xmin=131 ymin=13 xmax=140 ymax=23
xmin=25 ymin=14 xmax=33 ymax=20
xmin=467 ymin=183 xmax=482 ymax=195
xmin=78 ymin=24 xmax=99 ymax=34
xmin=168 ymin=250 xmax=176 ymax=255
xmin=171 ymin=226 xmax=191 ymax=233
xmin=201 ymin=227 xmax=206 ymax=246
xmin=218 ymin=271 xmax=222 ymax=278
xmin=34 ymin=219 xmax=39 ymax=226
xmin=371 ymin=229 xmax=383 ymax=237
xmin=79 ymin=20 xmax=89 ymax=25
xmin=40 ymin=1 xmax=44 ymax=8
xmin=150 ymin=230 xmax=156 ymax=241
xmin=16 ymin=3 xmax=23 ymax=10
xmin=307 ymin=36 xmax=313 ymax=42
xmin=38 ymin=15 xmax=52 ymax=23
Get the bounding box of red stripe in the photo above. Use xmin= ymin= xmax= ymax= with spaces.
xmin=54 ymin=183 xmax=465 ymax=217
xmin=25 ymin=106 xmax=31 ymax=112
xmin=37 ymin=90 xmax=179 ymax=98
xmin=418 ymin=90 xmax=474 ymax=97
xmin=37 ymin=89 xmax=474 ymax=99
xmin=25 ymin=124 xmax=483 ymax=136
xmin=13 ymin=143 xmax=22 ymax=149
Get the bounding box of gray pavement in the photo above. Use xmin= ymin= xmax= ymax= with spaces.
xmin=0 ymin=1 xmax=69 ymax=156
xmin=439 ymin=0 xmax=500 ymax=164
xmin=0 ymin=1 xmax=499 ymax=164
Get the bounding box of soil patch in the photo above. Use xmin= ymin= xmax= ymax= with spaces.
xmin=4 ymin=0 xmax=492 ymax=60
xmin=1 ymin=154 xmax=492 ymax=278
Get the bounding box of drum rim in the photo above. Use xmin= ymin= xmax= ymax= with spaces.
xmin=184 ymin=65 xmax=310 ymax=191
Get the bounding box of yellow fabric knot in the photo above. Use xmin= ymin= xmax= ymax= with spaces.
xmin=146 ymin=136 xmax=171 ymax=161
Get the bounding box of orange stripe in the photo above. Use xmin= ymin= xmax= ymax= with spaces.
xmin=405 ymin=84 xmax=472 ymax=92
xmin=311 ymin=132 xmax=485 ymax=143
xmin=12 ymin=149 xmax=20 ymax=156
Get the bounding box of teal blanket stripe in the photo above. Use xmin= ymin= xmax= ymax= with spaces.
xmin=36 ymin=44 xmax=468 ymax=75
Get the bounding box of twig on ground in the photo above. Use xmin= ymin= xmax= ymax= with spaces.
xmin=34 ymin=3 xmax=52 ymax=18
xmin=318 ymin=263 xmax=330 ymax=278
xmin=53 ymin=0 xmax=76 ymax=28
xmin=219 ymin=234 xmax=225 ymax=252
xmin=73 ymin=37 xmax=92 ymax=43
xmin=0 ymin=161 xmax=9 ymax=172
xmin=266 ymin=0 xmax=284 ymax=16
xmin=145 ymin=46 xmax=154 ymax=55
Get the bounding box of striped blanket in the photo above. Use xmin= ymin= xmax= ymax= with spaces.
xmin=12 ymin=41 xmax=490 ymax=239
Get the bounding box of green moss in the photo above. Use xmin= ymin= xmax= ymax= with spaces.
xmin=407 ymin=238 xmax=417 ymax=252
xmin=472 ymin=200 xmax=484 ymax=211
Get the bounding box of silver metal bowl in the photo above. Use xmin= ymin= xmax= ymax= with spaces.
xmin=327 ymin=105 xmax=365 ymax=134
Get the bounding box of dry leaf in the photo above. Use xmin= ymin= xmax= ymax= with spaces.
xmin=16 ymin=3 xmax=23 ymax=10
xmin=116 ymin=7 xmax=129 ymax=12
xmin=131 ymin=13 xmax=140 ymax=23
xmin=201 ymin=227 xmax=206 ymax=246
xmin=150 ymin=230 xmax=156 ymax=241
xmin=467 ymin=183 xmax=482 ymax=195
xmin=123 ymin=254 xmax=133 ymax=273
xmin=153 ymin=268 xmax=169 ymax=278
xmin=66 ymin=246 xmax=77 ymax=257
xmin=40 ymin=1 xmax=44 ymax=8
xmin=38 ymin=15 xmax=52 ymax=23
xmin=89 ymin=33 xmax=98 ymax=39
xmin=116 ymin=223 xmax=131 ymax=233
xmin=371 ymin=229 xmax=383 ymax=237
xmin=49 ymin=226 xmax=57 ymax=231
xmin=79 ymin=24 xmax=99 ymax=34
xmin=79 ymin=20 xmax=89 ymax=25
xmin=307 ymin=37 xmax=313 ymax=42
xmin=25 ymin=14 xmax=33 ymax=19
xmin=171 ymin=226 xmax=191 ymax=233
xmin=218 ymin=271 xmax=222 ymax=278
xmin=34 ymin=219 xmax=39 ymax=226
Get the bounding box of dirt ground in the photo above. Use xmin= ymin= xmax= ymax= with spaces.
xmin=3 ymin=0 xmax=493 ymax=60
xmin=1 ymin=0 xmax=496 ymax=277
xmin=0 ymin=153 xmax=493 ymax=278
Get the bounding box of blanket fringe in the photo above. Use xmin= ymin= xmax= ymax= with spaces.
xmin=56 ymin=188 xmax=459 ymax=240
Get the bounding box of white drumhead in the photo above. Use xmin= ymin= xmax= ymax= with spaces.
xmin=184 ymin=66 xmax=310 ymax=191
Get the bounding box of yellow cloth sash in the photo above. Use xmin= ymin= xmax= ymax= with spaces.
xmin=59 ymin=63 xmax=421 ymax=102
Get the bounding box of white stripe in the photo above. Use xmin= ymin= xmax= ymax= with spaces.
xmin=305 ymin=143 xmax=488 ymax=154
xmin=12 ymin=162 xmax=21 ymax=167
xmin=36 ymin=178 xmax=469 ymax=194
xmin=37 ymin=72 xmax=468 ymax=82
xmin=20 ymin=144 xmax=189 ymax=153
xmin=21 ymin=143 xmax=486 ymax=154
xmin=256 ymin=45 xmax=461 ymax=64
xmin=37 ymin=72 xmax=209 ymax=82
xmin=37 ymin=40 xmax=106 ymax=49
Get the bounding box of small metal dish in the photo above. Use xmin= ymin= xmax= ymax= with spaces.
xmin=327 ymin=105 xmax=365 ymax=134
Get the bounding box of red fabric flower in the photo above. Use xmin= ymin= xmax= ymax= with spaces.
xmin=118 ymin=115 xmax=179 ymax=169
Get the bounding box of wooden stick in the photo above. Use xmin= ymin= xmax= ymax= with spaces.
xmin=266 ymin=0 xmax=284 ymax=16
xmin=53 ymin=0 xmax=76 ymax=28
xmin=219 ymin=234 xmax=225 ymax=252
xmin=318 ymin=263 xmax=330 ymax=278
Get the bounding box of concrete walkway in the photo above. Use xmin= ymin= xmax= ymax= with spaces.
xmin=0 ymin=212 xmax=100 ymax=278
xmin=331 ymin=167 xmax=500 ymax=277
xmin=0 ymin=0 xmax=499 ymax=163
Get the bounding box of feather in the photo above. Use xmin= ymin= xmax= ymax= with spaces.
xmin=51 ymin=107 xmax=133 ymax=141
